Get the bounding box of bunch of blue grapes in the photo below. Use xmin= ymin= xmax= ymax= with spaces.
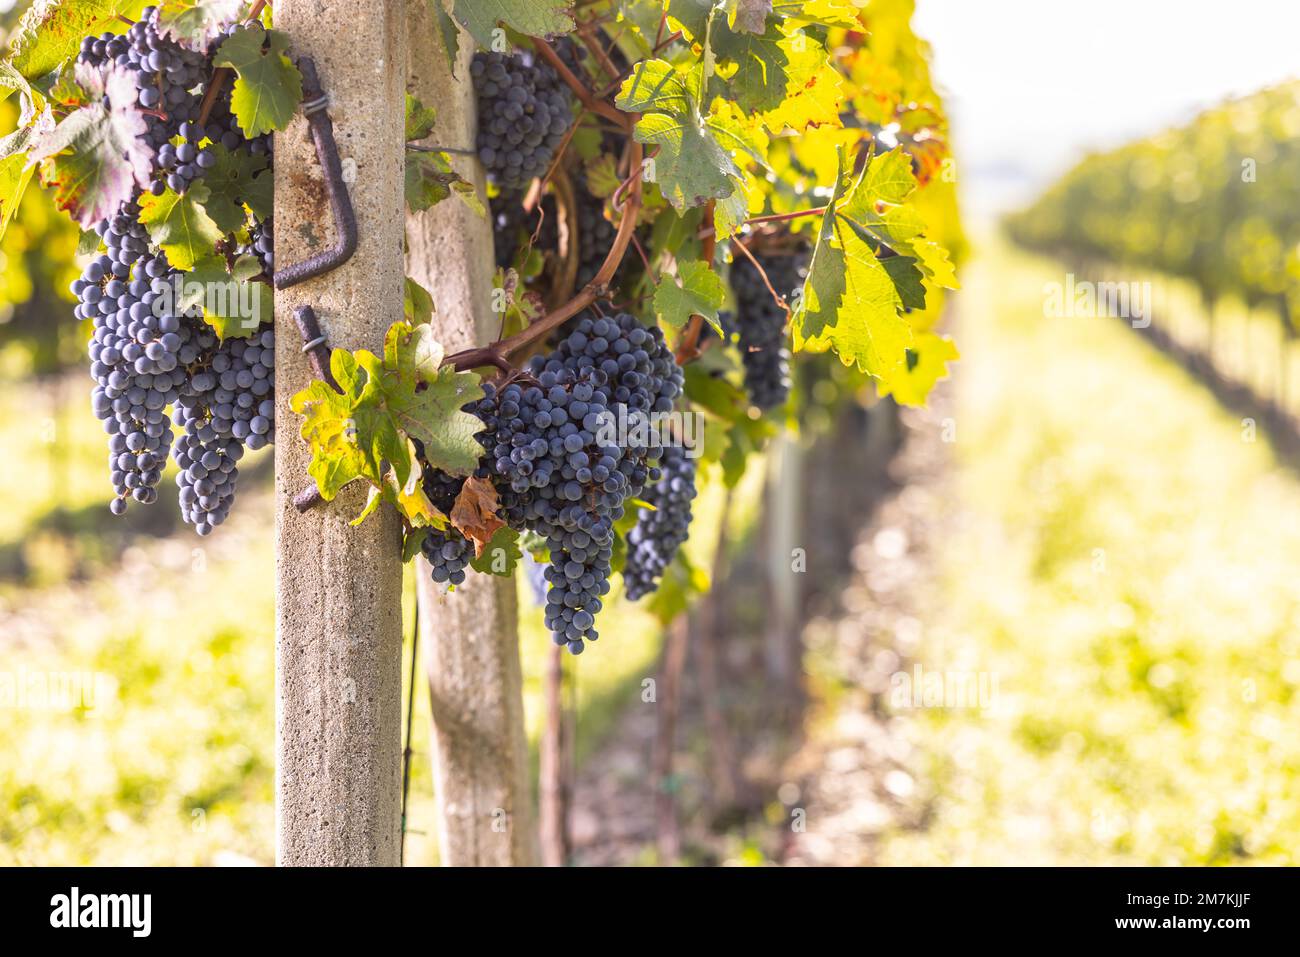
xmin=469 ymin=313 xmax=682 ymax=653
xmin=421 ymin=530 xmax=473 ymax=587
xmin=623 ymin=443 xmax=698 ymax=600
xmin=471 ymin=49 xmax=575 ymax=192
xmin=247 ymin=219 xmax=273 ymax=275
xmin=729 ymin=254 xmax=801 ymax=411
xmin=72 ymin=8 xmax=276 ymax=533
xmin=415 ymin=459 xmax=475 ymax=588
xmin=77 ymin=9 xmax=208 ymax=174
xmin=81 ymin=244 xmax=206 ymax=515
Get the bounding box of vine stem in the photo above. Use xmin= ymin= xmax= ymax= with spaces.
xmin=697 ymin=205 xmax=829 ymax=241
xmin=196 ymin=0 xmax=268 ymax=128
xmin=576 ymin=24 xmax=620 ymax=81
xmin=732 ymin=236 xmax=788 ymax=315
xmin=533 ymin=37 xmax=630 ymax=132
xmin=444 ymin=140 xmax=644 ymax=372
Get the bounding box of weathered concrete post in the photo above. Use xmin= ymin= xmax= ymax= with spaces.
xmin=405 ymin=1 xmax=538 ymax=866
xmin=274 ymin=0 xmax=408 ymax=866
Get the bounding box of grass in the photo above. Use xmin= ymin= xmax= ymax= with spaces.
xmin=0 ymin=360 xmax=761 ymax=864
xmin=876 ymin=238 xmax=1300 ymax=865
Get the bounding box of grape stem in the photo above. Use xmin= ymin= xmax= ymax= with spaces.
xmin=731 ymin=237 xmax=789 ymax=315
xmin=697 ymin=205 xmax=830 ymax=241
xmin=533 ymin=38 xmax=630 ymax=132
xmin=576 ymin=25 xmax=620 ymax=81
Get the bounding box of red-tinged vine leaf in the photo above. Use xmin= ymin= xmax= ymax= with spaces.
xmin=156 ymin=0 xmax=243 ymax=48
xmin=450 ymin=0 xmax=574 ymax=52
xmin=380 ymin=319 xmax=484 ymax=476
xmin=469 ymin=525 xmax=522 ymax=577
xmin=137 ymin=182 xmax=223 ymax=270
xmin=616 ymin=59 xmax=765 ymax=214
xmin=876 ymin=332 xmax=960 ymax=408
xmin=450 ymin=474 xmax=506 ymax=557
xmin=653 ymin=258 xmax=726 ymax=335
xmin=198 ymin=143 xmax=268 ymax=233
xmin=7 ymin=0 xmax=140 ymax=81
xmin=30 ymin=65 xmax=153 ymax=229
xmin=213 ymin=23 xmax=302 ymax=138
xmin=728 ymin=0 xmax=773 ymax=33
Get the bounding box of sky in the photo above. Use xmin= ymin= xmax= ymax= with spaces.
xmin=913 ymin=0 xmax=1300 ymax=222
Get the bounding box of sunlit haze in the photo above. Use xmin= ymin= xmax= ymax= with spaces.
xmin=915 ymin=0 xmax=1300 ymax=221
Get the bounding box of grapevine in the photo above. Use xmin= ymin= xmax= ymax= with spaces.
xmin=0 ymin=0 xmax=963 ymax=653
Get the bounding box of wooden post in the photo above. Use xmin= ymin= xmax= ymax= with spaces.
xmin=763 ymin=434 xmax=803 ymax=698
xmin=405 ymin=1 xmax=537 ymax=867
xmin=274 ymin=0 xmax=408 ymax=866
xmin=539 ymin=645 xmax=571 ymax=866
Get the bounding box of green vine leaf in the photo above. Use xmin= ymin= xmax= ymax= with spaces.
xmin=380 ymin=320 xmax=484 ymax=476
xmin=469 ymin=526 xmax=522 ymax=577
xmin=289 ymin=320 xmax=485 ymax=526
xmin=197 ymin=143 xmax=268 ymax=233
xmin=137 ymin=182 xmax=222 ymax=270
xmin=404 ymin=94 xmax=482 ymax=214
xmin=213 ymin=23 xmax=303 ymax=138
xmin=644 ymin=550 xmax=710 ymax=624
xmin=406 ymin=149 xmax=482 ymax=214
xmin=430 ymin=0 xmax=461 ymax=75
xmin=404 ymin=276 xmax=435 ymax=325
xmin=792 ymin=147 xmax=955 ymax=397
xmin=405 ymin=93 xmax=438 ymax=141
xmin=654 ymin=259 xmax=726 ymax=334
xmin=616 ymin=59 xmax=765 ymax=216
xmin=876 ymin=332 xmax=960 ymax=408
xmin=176 ymin=255 xmax=271 ymax=339
xmin=403 ymin=527 xmax=432 ymax=564
xmin=450 ymin=0 xmax=574 ymax=52
xmin=156 ymin=0 xmax=243 ymax=48
xmin=0 ymin=152 xmax=35 ymax=241
xmin=30 ymin=64 xmax=153 ymax=229
xmin=7 ymin=0 xmax=141 ymax=82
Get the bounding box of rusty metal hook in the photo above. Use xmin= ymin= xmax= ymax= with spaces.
xmin=272 ymin=57 xmax=358 ymax=289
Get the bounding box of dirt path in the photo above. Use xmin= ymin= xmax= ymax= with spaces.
xmin=781 ymin=395 xmax=952 ymax=865
xmin=567 ymin=384 xmax=956 ymax=866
